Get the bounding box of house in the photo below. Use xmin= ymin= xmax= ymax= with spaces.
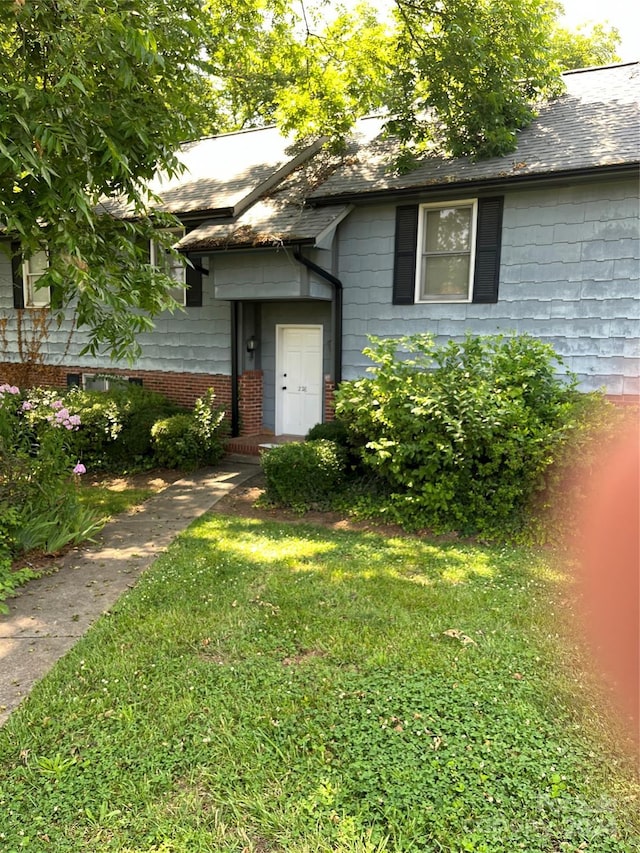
xmin=0 ymin=62 xmax=638 ymax=438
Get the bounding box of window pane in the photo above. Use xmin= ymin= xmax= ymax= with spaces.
xmin=24 ymin=250 xmax=50 ymax=307
xmin=152 ymin=228 xmax=185 ymax=284
xmin=421 ymin=254 xmax=470 ymax=298
xmin=424 ymin=207 xmax=471 ymax=253
xmin=28 ymin=251 xmax=49 ymax=276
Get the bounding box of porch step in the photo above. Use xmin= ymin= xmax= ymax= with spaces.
xmin=224 ymin=434 xmax=300 ymax=457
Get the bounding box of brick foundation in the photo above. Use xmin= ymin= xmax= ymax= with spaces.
xmin=324 ymin=378 xmax=336 ymax=422
xmin=0 ymin=361 xmax=232 ymax=411
xmin=238 ymin=370 xmax=263 ymax=436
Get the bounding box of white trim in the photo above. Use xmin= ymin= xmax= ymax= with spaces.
xmin=81 ymin=373 xmax=134 ymax=392
xmin=415 ymin=199 xmax=477 ymax=304
xmin=22 ymin=250 xmax=50 ymax=307
xmin=314 ymin=205 xmax=354 ymax=250
xmin=82 ymin=373 xmax=111 ymax=392
xmin=150 ymin=227 xmax=187 ymax=303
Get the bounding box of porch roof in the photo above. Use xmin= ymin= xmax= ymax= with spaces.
xmin=176 ymin=200 xmax=352 ymax=252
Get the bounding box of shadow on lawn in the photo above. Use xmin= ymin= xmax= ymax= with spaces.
xmin=181 ymin=512 xmax=564 ymax=590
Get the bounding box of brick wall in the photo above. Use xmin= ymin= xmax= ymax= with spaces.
xmin=324 ymin=378 xmax=336 ymax=422
xmin=238 ymin=370 xmax=263 ymax=436
xmin=0 ymin=361 xmax=232 ymax=410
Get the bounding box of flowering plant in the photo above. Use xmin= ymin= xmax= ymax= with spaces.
xmin=0 ymin=384 xmax=102 ymax=562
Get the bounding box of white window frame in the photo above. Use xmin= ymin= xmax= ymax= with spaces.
xmin=22 ymin=249 xmax=51 ymax=308
xmin=150 ymin=226 xmax=187 ymax=306
xmin=415 ymin=200 xmax=478 ymax=304
xmin=82 ymin=373 xmax=133 ymax=392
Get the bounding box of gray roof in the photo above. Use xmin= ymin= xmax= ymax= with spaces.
xmin=174 ymin=134 xmax=378 ymax=252
xmin=176 ymin=199 xmax=352 ymax=252
xmin=106 ymin=63 xmax=638 ymax=251
xmin=151 ymin=126 xmax=325 ymax=217
xmin=309 ymin=62 xmax=640 ymax=203
xmin=101 ymin=125 xmax=323 ymax=219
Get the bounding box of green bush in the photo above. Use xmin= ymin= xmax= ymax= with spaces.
xmin=64 ymin=383 xmax=182 ymax=470
xmin=151 ymin=389 xmax=225 ymax=470
xmin=260 ymin=439 xmax=346 ymax=512
xmin=335 ymin=333 xmax=584 ymax=538
xmin=306 ymin=420 xmax=350 ymax=445
xmin=151 ymin=414 xmax=202 ymax=469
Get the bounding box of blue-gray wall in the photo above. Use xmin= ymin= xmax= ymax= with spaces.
xmin=1 ymin=177 xmax=638 ymax=398
xmin=0 ymin=247 xmax=231 ymax=376
xmin=337 ymin=177 xmax=639 ymax=395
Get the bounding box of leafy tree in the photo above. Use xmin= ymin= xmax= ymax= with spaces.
xmin=202 ymin=0 xmax=393 ymax=143
xmin=202 ymin=0 xmax=620 ymax=159
xmin=203 ymin=0 xmax=298 ymax=132
xmin=550 ymin=22 xmax=621 ymax=70
xmin=388 ymin=0 xmax=565 ymax=160
xmin=0 ymin=0 xmax=210 ymax=359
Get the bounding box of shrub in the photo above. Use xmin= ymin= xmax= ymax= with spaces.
xmin=151 ymin=414 xmax=202 ymax=469
xmin=260 ymin=439 xmax=346 ymax=512
xmin=306 ymin=419 xmax=365 ymax=471
xmin=151 ymin=389 xmax=225 ymax=470
xmin=335 ymin=333 xmax=583 ymax=537
xmin=306 ymin=420 xmax=350 ymax=445
xmin=0 ymin=504 xmax=36 ymax=614
xmin=0 ymin=385 xmax=104 ymax=565
xmin=64 ymin=383 xmax=182 ymax=470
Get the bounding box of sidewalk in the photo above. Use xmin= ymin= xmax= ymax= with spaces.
xmin=0 ymin=458 xmax=260 ymax=726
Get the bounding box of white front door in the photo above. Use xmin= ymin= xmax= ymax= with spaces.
xmin=276 ymin=325 xmax=323 ymax=435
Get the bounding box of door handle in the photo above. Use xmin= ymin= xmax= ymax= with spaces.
xmin=282 ymin=386 xmax=287 ymax=390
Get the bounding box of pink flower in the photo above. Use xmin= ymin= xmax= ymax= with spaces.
xmin=21 ymin=401 xmax=34 ymax=411
xmin=0 ymin=384 xmax=19 ymax=397
xmin=73 ymin=462 xmax=86 ymax=475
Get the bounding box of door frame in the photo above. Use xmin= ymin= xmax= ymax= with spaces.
xmin=275 ymin=323 xmax=323 ymax=435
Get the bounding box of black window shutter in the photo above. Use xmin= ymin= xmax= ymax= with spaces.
xmin=472 ymin=196 xmax=503 ymax=304
xmin=185 ymin=256 xmax=203 ymax=307
xmin=50 ymin=284 xmax=63 ymax=310
xmin=392 ymin=205 xmax=419 ymax=305
xmin=11 ymin=242 xmax=24 ymax=309
xmin=66 ymin=373 xmax=81 ymax=388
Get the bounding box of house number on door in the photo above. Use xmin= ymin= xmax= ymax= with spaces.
xmin=298 ymin=386 xmax=307 ymax=392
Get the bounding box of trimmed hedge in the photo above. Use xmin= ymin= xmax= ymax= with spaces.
xmin=260 ymin=440 xmax=346 ymax=512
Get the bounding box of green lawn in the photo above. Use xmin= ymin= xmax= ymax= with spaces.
xmin=78 ymin=482 xmax=157 ymax=520
xmin=0 ymin=514 xmax=637 ymax=852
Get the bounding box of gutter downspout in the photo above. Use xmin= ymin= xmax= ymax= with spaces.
xmin=293 ymin=248 xmax=343 ymax=385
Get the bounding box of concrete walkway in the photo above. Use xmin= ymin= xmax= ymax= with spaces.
xmin=0 ymin=458 xmax=260 ymax=726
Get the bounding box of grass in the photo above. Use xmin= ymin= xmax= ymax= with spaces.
xmin=78 ymin=483 xmax=156 ymax=520
xmin=0 ymin=514 xmax=637 ymax=852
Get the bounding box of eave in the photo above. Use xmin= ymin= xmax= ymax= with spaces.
xmin=308 ymin=163 xmax=640 ymax=207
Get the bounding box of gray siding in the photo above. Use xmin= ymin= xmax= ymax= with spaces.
xmin=338 ymin=178 xmax=639 ymax=395
xmin=213 ymin=247 xmax=333 ymax=302
xmin=0 ymin=249 xmax=231 ymax=376
xmin=1 ymin=178 xmax=637 ymax=398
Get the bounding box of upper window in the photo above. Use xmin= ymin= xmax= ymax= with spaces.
xmin=23 ymin=250 xmax=50 ymax=307
xmin=392 ymin=197 xmax=504 ymax=307
xmin=415 ymin=201 xmax=477 ymax=302
xmin=150 ymin=227 xmax=186 ymax=305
